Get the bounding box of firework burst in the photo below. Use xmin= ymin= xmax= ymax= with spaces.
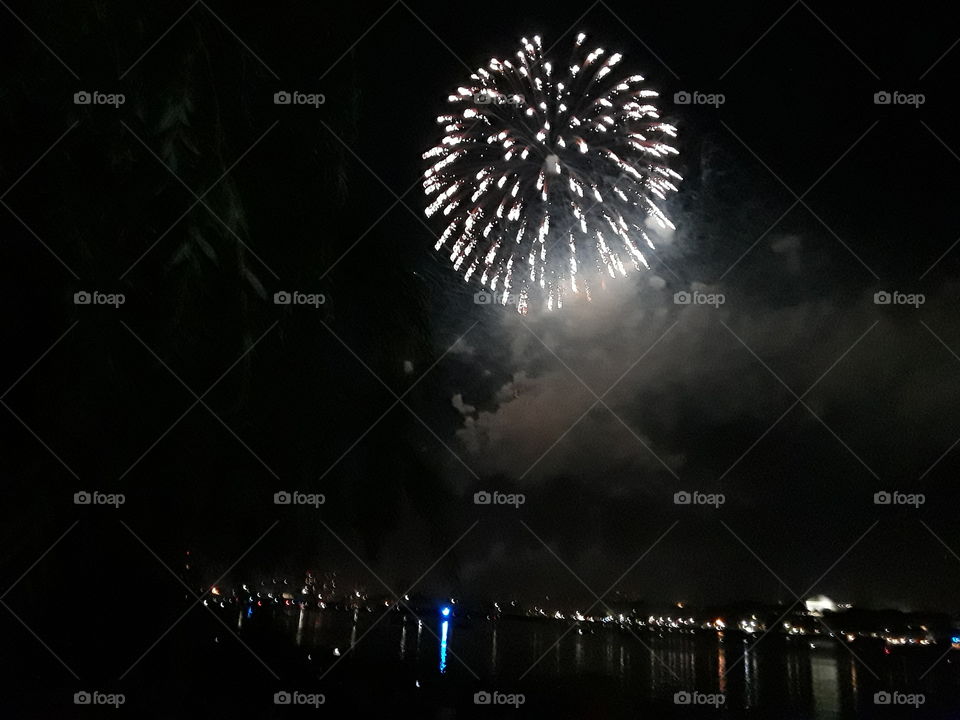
xmin=422 ymin=32 xmax=681 ymax=313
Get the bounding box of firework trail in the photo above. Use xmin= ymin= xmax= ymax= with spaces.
xmin=422 ymin=33 xmax=681 ymax=313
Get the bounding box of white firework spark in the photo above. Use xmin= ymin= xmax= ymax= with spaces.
xmin=422 ymin=32 xmax=681 ymax=313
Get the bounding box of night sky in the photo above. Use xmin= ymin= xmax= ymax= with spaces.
xmin=3 ymin=0 xmax=960 ymax=691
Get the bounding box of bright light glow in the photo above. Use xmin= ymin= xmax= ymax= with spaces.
xmin=804 ymin=595 xmax=837 ymax=615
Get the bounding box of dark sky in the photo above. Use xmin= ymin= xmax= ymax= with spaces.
xmin=2 ymin=0 xmax=960 ymax=623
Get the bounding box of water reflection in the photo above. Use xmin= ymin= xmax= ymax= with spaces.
xmin=744 ymin=641 xmax=759 ymax=709
xmin=266 ymin=610 xmax=953 ymax=718
xmin=849 ymin=660 xmax=859 ymax=713
xmin=786 ymin=644 xmax=803 ymax=705
xmin=717 ymin=640 xmax=727 ymax=695
xmin=295 ymin=606 xmax=305 ymax=646
xmin=438 ymin=619 xmax=449 ymax=674
xmin=810 ymin=653 xmax=840 ymax=716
